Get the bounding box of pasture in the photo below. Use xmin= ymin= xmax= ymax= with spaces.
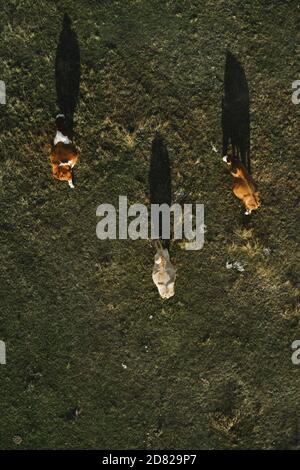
xmin=0 ymin=0 xmax=299 ymax=449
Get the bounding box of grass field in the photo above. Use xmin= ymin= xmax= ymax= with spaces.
xmin=0 ymin=0 xmax=300 ymax=450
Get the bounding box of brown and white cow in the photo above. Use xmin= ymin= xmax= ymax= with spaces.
xmin=50 ymin=114 xmax=78 ymax=188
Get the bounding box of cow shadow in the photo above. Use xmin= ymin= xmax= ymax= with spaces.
xmin=55 ymin=13 xmax=80 ymax=137
xmin=222 ymin=51 xmax=251 ymax=174
xmin=149 ymin=134 xmax=172 ymax=249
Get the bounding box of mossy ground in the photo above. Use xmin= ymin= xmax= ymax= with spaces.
xmin=0 ymin=0 xmax=299 ymax=449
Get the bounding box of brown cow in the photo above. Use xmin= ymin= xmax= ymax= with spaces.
xmin=223 ymin=154 xmax=260 ymax=215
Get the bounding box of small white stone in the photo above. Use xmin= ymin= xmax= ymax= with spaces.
xmin=233 ymin=261 xmax=245 ymax=272
xmin=226 ymin=261 xmax=245 ymax=272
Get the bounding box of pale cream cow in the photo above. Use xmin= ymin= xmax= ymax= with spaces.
xmin=152 ymin=240 xmax=176 ymax=299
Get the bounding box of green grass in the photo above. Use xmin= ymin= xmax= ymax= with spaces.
xmin=0 ymin=0 xmax=299 ymax=449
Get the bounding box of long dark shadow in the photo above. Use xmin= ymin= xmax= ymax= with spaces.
xmin=55 ymin=13 xmax=80 ymax=137
xmin=149 ymin=134 xmax=172 ymax=249
xmin=222 ymin=51 xmax=251 ymax=173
